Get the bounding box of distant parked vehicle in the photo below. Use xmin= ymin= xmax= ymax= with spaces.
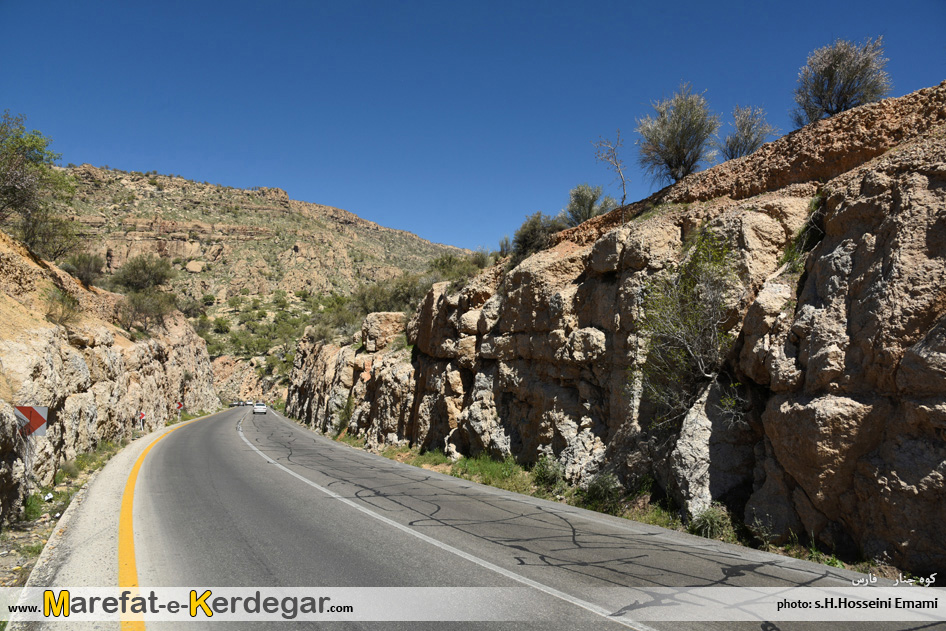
xmin=231 ymin=401 xmax=240 ymax=407
xmin=253 ymin=402 xmax=266 ymax=415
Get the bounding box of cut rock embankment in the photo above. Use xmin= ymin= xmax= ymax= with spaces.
xmin=287 ymin=82 xmax=946 ymax=573
xmin=0 ymin=230 xmax=220 ymax=521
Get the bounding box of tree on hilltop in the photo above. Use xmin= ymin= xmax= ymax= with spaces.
xmin=791 ymin=36 xmax=891 ymax=127
xmin=636 ymin=83 xmax=720 ymax=185
xmin=717 ymin=106 xmax=777 ymax=161
xmin=561 ymin=183 xmax=616 ymax=227
xmin=0 ymin=110 xmax=78 ymax=259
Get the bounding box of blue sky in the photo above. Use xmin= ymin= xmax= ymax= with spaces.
xmin=2 ymin=1 xmax=943 ymax=251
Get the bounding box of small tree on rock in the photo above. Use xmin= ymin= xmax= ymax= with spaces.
xmin=636 ymin=83 xmax=720 ymax=185
xmin=638 ymin=231 xmax=745 ymax=430
xmin=562 ymin=184 xmax=617 ymax=227
xmin=791 ymin=36 xmax=891 ymax=127
xmin=717 ymin=106 xmax=777 ymax=161
xmin=511 ymin=212 xmax=567 ymax=266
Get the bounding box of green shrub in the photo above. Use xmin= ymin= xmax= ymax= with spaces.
xmin=202 ymin=294 xmax=216 ymax=306
xmin=335 ymin=394 xmax=354 ymax=436
xmin=213 ymin=317 xmax=230 ymax=334
xmin=23 ymin=493 xmax=45 ymax=521
xmin=498 ymin=235 xmax=512 ymax=258
xmin=635 ymin=82 xmax=721 ymax=184
xmin=562 ymin=183 xmax=616 ymax=227
xmin=791 ymin=36 xmax=890 ymax=127
xmin=581 ymin=471 xmax=623 ymax=514
xmin=717 ymin=106 xmax=777 ymax=160
xmin=427 ymin=253 xmax=479 ymax=282
xmin=195 ymin=314 xmax=211 ymax=334
xmin=511 ymin=211 xmax=567 ymax=266
xmin=531 ymin=455 xmax=564 ymax=490
xmin=779 ymin=193 xmax=826 ymax=274
xmin=469 ymin=247 xmax=491 ymax=269
xmin=60 ymin=460 xmax=79 ymax=479
xmin=14 ymin=204 xmax=80 ymax=261
xmin=176 ymin=295 xmax=204 ymax=318
xmin=64 ymin=252 xmax=104 ymax=287
xmin=638 ymin=231 xmax=743 ymax=430
xmin=45 ymin=286 xmax=80 ymax=325
xmin=112 ymin=255 xmax=175 ymax=292
xmin=688 ymin=502 xmax=737 ymax=542
xmin=120 ymin=289 xmax=175 ymax=331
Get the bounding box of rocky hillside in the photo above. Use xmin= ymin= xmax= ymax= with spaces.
xmin=66 ymin=166 xmax=464 ymax=301
xmin=0 ymin=230 xmax=220 ymax=520
xmin=286 ymin=81 xmax=946 ymax=574
xmin=61 ymin=166 xmax=466 ymax=403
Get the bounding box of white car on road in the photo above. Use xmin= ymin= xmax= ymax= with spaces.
xmin=252 ymin=402 xmax=266 ymax=415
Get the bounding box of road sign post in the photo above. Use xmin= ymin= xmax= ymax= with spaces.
xmin=14 ymin=406 xmax=49 ymax=496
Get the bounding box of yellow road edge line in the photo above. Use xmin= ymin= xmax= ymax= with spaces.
xmin=118 ymin=417 xmax=207 ymax=630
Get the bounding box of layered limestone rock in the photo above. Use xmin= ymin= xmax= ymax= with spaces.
xmin=0 ymin=230 xmax=220 ymax=520
xmin=287 ymin=83 xmax=946 ymax=573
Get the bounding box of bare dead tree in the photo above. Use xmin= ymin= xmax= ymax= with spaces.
xmin=593 ymin=130 xmax=628 ymax=211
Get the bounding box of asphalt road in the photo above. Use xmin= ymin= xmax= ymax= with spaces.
xmin=32 ymin=407 xmax=944 ymax=630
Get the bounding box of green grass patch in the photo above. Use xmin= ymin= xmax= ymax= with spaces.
xmin=687 ymin=502 xmax=739 ymax=543
xmin=19 ymin=541 xmax=45 ymax=558
xmin=23 ymin=487 xmax=78 ymax=522
xmin=451 ymin=454 xmax=533 ymax=494
xmin=74 ymin=440 xmax=122 ymax=472
xmin=173 ymin=410 xmax=209 ymax=425
xmin=380 ymin=444 xmax=413 ymax=460
xmin=623 ymin=501 xmax=684 ymax=530
xmin=336 ymin=431 xmax=366 ymax=449
xmin=409 ymin=449 xmax=452 ymax=468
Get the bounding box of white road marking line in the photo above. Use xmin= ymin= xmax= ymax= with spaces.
xmin=238 ymin=418 xmax=655 ymax=630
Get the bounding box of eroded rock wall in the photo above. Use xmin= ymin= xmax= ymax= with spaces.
xmin=740 ymin=133 xmax=946 ymax=573
xmin=0 ymin=231 xmax=220 ymax=520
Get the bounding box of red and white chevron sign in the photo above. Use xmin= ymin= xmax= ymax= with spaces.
xmin=14 ymin=406 xmax=48 ymax=437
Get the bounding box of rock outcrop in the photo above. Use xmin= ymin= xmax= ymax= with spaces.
xmin=286 ymin=83 xmax=946 ymax=573
xmin=0 ymin=230 xmax=220 ymax=520
xmin=210 ymin=355 xmax=285 ymax=404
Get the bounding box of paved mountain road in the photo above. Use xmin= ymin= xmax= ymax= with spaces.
xmin=21 ymin=407 xmax=941 ymax=630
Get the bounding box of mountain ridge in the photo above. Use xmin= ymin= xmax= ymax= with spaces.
xmin=64 ymin=163 xmax=466 ymax=301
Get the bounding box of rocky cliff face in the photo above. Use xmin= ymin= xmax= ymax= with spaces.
xmin=211 ymin=355 xmax=286 ymax=404
xmin=286 ymin=83 xmax=946 ymax=573
xmin=0 ymin=231 xmax=220 ymax=520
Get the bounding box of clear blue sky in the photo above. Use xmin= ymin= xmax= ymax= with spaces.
xmin=2 ymin=0 xmax=943 ymax=250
